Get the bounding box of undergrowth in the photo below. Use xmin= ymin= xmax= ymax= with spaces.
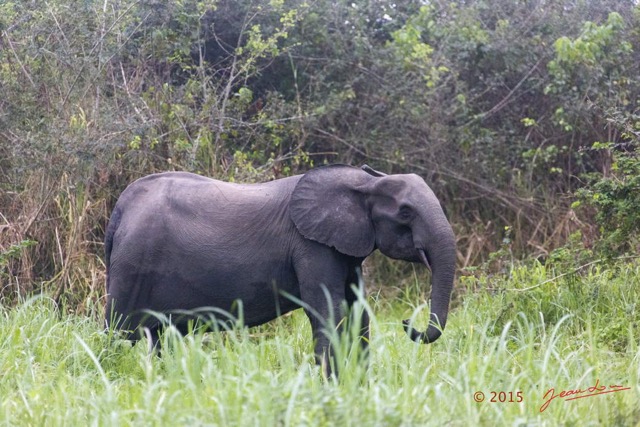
xmin=1 ymin=259 xmax=638 ymax=426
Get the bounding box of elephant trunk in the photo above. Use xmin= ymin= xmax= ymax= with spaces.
xmin=403 ymin=225 xmax=456 ymax=344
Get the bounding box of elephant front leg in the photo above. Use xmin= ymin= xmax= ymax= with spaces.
xmin=305 ymin=283 xmax=369 ymax=378
xmin=295 ymin=245 xmax=367 ymax=378
xmin=303 ymin=277 xmax=370 ymax=379
xmin=301 ymin=284 xmax=347 ymax=379
xmin=345 ymin=266 xmax=370 ymax=357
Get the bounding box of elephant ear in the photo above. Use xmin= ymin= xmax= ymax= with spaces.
xmin=290 ymin=165 xmax=375 ymax=258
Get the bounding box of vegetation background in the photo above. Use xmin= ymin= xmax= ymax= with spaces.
xmin=0 ymin=0 xmax=639 ymax=425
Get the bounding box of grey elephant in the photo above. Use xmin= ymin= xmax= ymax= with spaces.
xmin=105 ymin=164 xmax=456 ymax=375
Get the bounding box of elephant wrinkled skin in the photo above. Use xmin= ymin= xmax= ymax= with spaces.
xmin=105 ymin=164 xmax=456 ymax=375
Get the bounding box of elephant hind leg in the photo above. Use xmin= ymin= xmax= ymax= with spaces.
xmin=141 ymin=325 xmax=162 ymax=356
xmin=104 ymin=296 xmax=132 ymax=335
xmin=106 ymin=297 xmax=162 ymax=350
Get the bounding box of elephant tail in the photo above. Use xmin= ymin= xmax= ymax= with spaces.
xmin=104 ymin=204 xmax=123 ymax=292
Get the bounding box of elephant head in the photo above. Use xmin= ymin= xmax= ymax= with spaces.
xmin=290 ymin=164 xmax=456 ymax=343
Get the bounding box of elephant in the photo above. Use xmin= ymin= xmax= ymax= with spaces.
xmin=104 ymin=164 xmax=456 ymax=376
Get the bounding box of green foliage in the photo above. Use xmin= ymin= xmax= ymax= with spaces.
xmin=478 ymin=260 xmax=640 ymax=353
xmin=0 ymin=240 xmax=37 ymax=280
xmin=576 ymin=140 xmax=640 ymax=255
xmin=0 ymin=240 xmax=37 ymax=264
xmin=2 ymin=0 xmax=640 ymax=304
xmin=550 ymin=12 xmax=629 ymax=68
xmin=0 ymin=0 xmax=309 ymax=179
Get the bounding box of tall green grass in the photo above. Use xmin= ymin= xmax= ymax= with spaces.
xmin=1 ymin=261 xmax=639 ymax=426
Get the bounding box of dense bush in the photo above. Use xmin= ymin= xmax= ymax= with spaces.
xmin=1 ymin=0 xmax=639 ymax=306
xmin=576 ymin=139 xmax=640 ymax=256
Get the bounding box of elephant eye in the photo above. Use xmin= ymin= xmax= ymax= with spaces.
xmin=398 ymin=205 xmax=414 ymax=222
